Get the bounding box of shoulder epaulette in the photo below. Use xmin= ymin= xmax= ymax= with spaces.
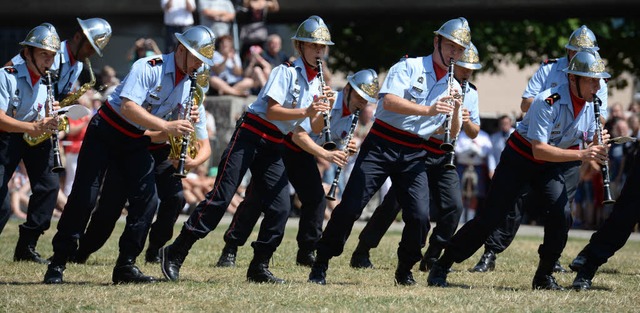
xmin=545 ymin=93 xmax=561 ymax=106
xmin=147 ymin=58 xmax=163 ymax=66
xmin=283 ymin=61 xmax=293 ymax=67
xmin=468 ymin=82 xmax=477 ymax=90
xmin=604 ymin=78 xmax=609 ymax=83
xmin=3 ymin=67 xmax=17 ymax=74
xmin=542 ymin=58 xmax=558 ymax=65
xmin=400 ymin=54 xmax=415 ymax=61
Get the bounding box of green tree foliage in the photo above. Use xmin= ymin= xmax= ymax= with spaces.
xmin=329 ymin=18 xmax=639 ymax=90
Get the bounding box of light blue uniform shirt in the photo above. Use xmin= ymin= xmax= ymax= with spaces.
xmin=247 ymin=58 xmax=321 ymax=135
xmin=517 ymin=83 xmax=596 ymax=149
xmin=107 ymin=53 xmax=191 ymax=131
xmin=12 ymin=40 xmax=83 ymax=99
xmin=0 ymin=62 xmax=48 ymax=122
xmin=431 ymin=80 xmax=480 ymax=141
xmin=522 ymin=56 xmax=608 ymax=120
xmin=376 ymin=55 xmax=461 ymax=140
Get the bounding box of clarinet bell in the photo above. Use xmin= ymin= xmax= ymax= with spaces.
xmin=440 ymin=141 xmax=454 ymax=152
xmin=322 ymin=141 xmax=337 ymax=151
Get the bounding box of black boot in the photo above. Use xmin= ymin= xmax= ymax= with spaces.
xmin=419 ymin=246 xmax=442 ymax=272
xmin=215 ymin=244 xmax=237 ymax=267
xmin=427 ymin=260 xmax=451 ymax=287
xmin=145 ymin=245 xmax=161 ymax=264
xmin=112 ymin=256 xmax=156 ymax=284
xmin=14 ymin=229 xmax=49 ymax=264
xmin=569 ymin=255 xmax=587 ymax=272
xmin=572 ymin=263 xmax=598 ymax=291
xmin=394 ymin=261 xmax=416 ymax=286
xmin=161 ymin=231 xmax=196 ymax=281
xmin=552 ymin=260 xmax=568 ymax=273
xmin=350 ymin=243 xmax=373 ymax=269
xmin=246 ymin=254 xmax=285 ymax=284
xmin=296 ymin=249 xmax=315 ymax=267
xmin=469 ymin=250 xmax=496 ymax=273
xmin=43 ymin=264 xmax=65 ymax=284
xmin=308 ymin=260 xmax=328 ymax=285
xmin=532 ymin=259 xmax=564 ymax=290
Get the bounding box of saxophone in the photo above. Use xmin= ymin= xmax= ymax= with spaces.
xmin=168 ymin=82 xmax=203 ymax=162
xmin=23 ymin=57 xmax=95 ymax=146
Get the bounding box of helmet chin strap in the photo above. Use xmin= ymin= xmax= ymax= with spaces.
xmin=298 ymin=42 xmax=318 ymax=69
xmin=436 ymin=36 xmax=450 ymax=69
xmin=73 ymin=35 xmax=87 ymax=61
xmin=28 ymin=48 xmax=47 ymax=77
xmin=575 ymin=76 xmax=584 ymax=99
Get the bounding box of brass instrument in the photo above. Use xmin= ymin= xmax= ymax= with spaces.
xmin=443 ymin=80 xmax=467 ymax=170
xmin=172 ymin=72 xmax=200 ymax=178
xmin=168 ymin=85 xmax=203 ymax=161
xmin=440 ymin=58 xmax=456 ymax=152
xmin=593 ymin=95 xmax=615 ymax=204
xmin=23 ymin=57 xmax=95 ymax=146
xmin=326 ymin=109 xmax=360 ymax=201
xmin=316 ymin=58 xmax=336 ymax=150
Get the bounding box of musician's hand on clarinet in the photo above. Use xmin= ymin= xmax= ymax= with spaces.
xmin=323 ymin=86 xmax=336 ymax=106
xmin=322 ymin=150 xmax=348 ymax=167
xmin=582 ymin=144 xmax=609 ymax=165
xmin=426 ymin=96 xmax=455 ymax=116
xmin=461 ymin=107 xmax=470 ymax=124
xmin=346 ymin=139 xmax=358 ymax=155
xmin=164 ymin=119 xmax=194 ymax=137
xmin=172 ymin=155 xmax=198 ymax=170
xmin=306 ymin=97 xmax=331 ymax=117
xmin=599 ymin=128 xmax=611 ymax=148
xmin=189 ymin=104 xmax=200 ymax=123
xmin=52 ymin=100 xmax=61 ymax=112
xmin=39 ymin=116 xmax=59 ymax=135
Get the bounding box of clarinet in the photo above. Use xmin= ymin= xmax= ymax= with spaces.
xmin=173 ymin=72 xmax=198 ymax=178
xmin=326 ymin=109 xmax=360 ymax=201
xmin=593 ymin=95 xmax=615 ymax=204
xmin=443 ymin=79 xmax=467 ymax=170
xmin=440 ymin=58 xmax=455 ymax=152
xmin=316 ymin=58 xmax=336 ymax=150
xmin=45 ymin=70 xmax=64 ymax=173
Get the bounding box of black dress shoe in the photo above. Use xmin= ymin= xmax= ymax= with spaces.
xmin=215 ymin=247 xmax=237 ymax=268
xmin=394 ymin=271 xmax=417 ymax=286
xmin=43 ymin=265 xmax=65 ymax=284
xmin=14 ymin=246 xmax=50 ymax=264
xmin=247 ymin=262 xmax=285 ymax=284
xmin=350 ymin=252 xmax=374 ymax=269
xmin=145 ymin=248 xmax=161 ymax=264
xmin=569 ymin=255 xmax=587 ymax=272
xmin=160 ymin=246 xmax=185 ymax=281
xmin=296 ymin=249 xmax=315 ymax=267
xmin=308 ymin=262 xmax=328 ymax=285
xmin=427 ymin=262 xmax=449 ymax=287
xmin=532 ymin=274 xmax=564 ymax=290
xmin=112 ymin=264 xmax=157 ymax=284
xmin=572 ymin=276 xmax=592 ymax=291
xmin=469 ymin=251 xmax=496 ymax=272
xmin=553 ymin=260 xmax=568 ymax=273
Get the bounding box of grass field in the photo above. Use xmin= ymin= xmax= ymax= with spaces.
xmin=1 ymin=217 xmax=639 ymax=312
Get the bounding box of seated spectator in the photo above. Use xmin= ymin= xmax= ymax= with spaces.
xmin=260 ymin=34 xmax=292 ymax=68
xmin=209 ymin=35 xmax=255 ymax=96
xmin=98 ymin=65 xmax=121 ymax=90
xmin=243 ymin=44 xmax=271 ymax=95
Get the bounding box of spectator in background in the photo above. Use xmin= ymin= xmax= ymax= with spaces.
xmin=238 ymin=0 xmax=279 ymax=58
xmin=98 ymin=65 xmax=121 ymax=90
xmin=489 ymin=115 xmax=514 ymax=170
xmin=60 ymin=93 xmax=92 ymax=197
xmin=261 ymin=34 xmax=292 ymax=68
xmin=126 ymin=38 xmax=162 ymax=66
xmin=198 ymin=0 xmax=236 ymax=38
xmin=243 ymin=44 xmax=272 ymax=94
xmin=209 ymin=35 xmax=255 ymax=96
xmin=455 ymin=130 xmax=495 ymax=222
xmin=161 ymin=0 xmax=196 ymax=53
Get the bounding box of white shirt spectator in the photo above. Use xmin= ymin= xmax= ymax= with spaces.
xmin=162 ymin=0 xmax=196 ymax=26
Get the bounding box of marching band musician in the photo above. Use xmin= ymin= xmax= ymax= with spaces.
xmin=308 ymin=17 xmax=468 ymax=286
xmin=349 ymin=42 xmax=482 ymax=273
xmin=470 ymin=25 xmax=606 ymax=274
xmin=160 ymin=16 xmax=334 ymax=284
xmin=70 ymin=65 xmax=212 ymax=265
xmin=0 ymin=24 xmax=61 ymax=264
xmin=43 ymin=25 xmax=215 ymax=284
xmin=0 ymin=17 xmax=112 ymax=244
xmin=428 ymin=49 xmax=611 ymax=290
xmin=213 ymin=69 xmax=379 ymax=268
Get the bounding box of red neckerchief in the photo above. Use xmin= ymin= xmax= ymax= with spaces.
xmin=174 ymin=59 xmax=185 ymax=87
xmin=341 ymin=92 xmax=351 ymax=117
xmin=433 ymin=59 xmax=447 ymax=81
xmin=66 ymin=42 xmax=77 ymax=66
xmin=304 ymin=61 xmax=319 ymax=83
xmin=27 ymin=66 xmax=41 ymax=87
xmin=570 ymin=90 xmax=587 ymax=119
